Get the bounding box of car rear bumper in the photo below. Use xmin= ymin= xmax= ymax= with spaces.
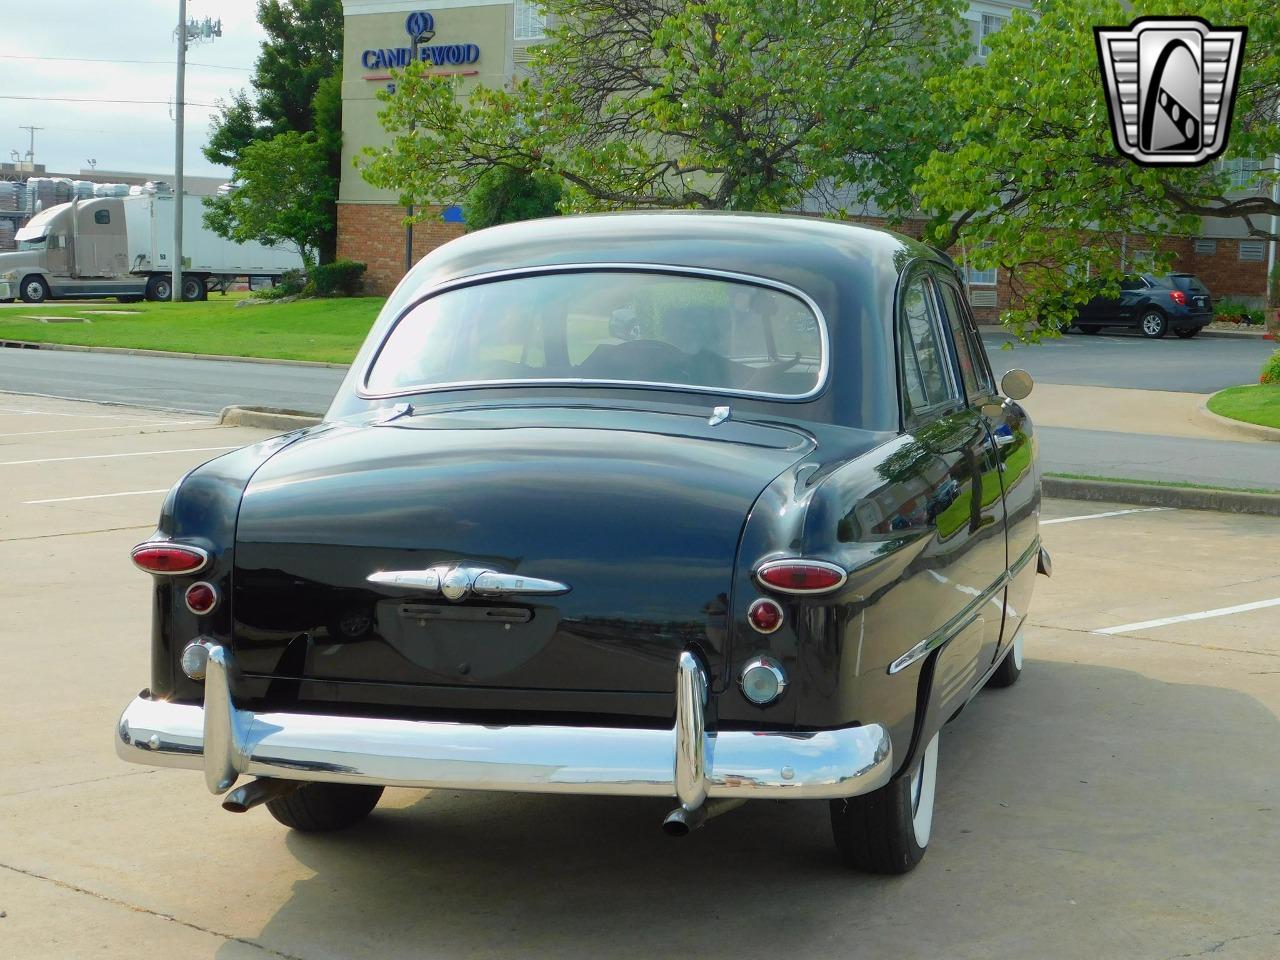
xmin=116 ymin=644 xmax=894 ymax=807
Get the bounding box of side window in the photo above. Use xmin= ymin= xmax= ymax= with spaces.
xmin=936 ymin=280 xmax=993 ymax=398
xmin=1120 ymin=278 xmax=1145 ymax=291
xmin=94 ymin=209 xmax=111 ymax=225
xmin=899 ymin=276 xmax=957 ymax=419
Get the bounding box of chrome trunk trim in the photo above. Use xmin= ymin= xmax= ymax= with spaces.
xmin=116 ymin=645 xmax=893 ymax=803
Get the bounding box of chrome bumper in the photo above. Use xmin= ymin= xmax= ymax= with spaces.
xmin=116 ymin=646 xmax=893 ymax=806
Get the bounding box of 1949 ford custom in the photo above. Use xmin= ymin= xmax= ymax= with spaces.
xmin=116 ymin=213 xmax=1048 ymax=874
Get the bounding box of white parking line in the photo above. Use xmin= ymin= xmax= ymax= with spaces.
xmin=0 ymin=404 xmax=153 ymax=419
xmin=1096 ymin=597 xmax=1280 ymax=635
xmin=1042 ymin=507 xmax=1171 ymax=526
xmin=0 ymin=420 xmax=206 ymax=438
xmin=23 ymin=488 xmax=171 ymax=504
xmin=0 ymin=445 xmax=237 ymax=466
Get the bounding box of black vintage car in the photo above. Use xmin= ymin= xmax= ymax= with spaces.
xmin=1072 ymin=272 xmax=1214 ymax=338
xmin=117 ymin=213 xmax=1048 ymax=874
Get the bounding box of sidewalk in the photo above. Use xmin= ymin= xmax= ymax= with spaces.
xmin=1022 ymin=383 xmax=1249 ymax=442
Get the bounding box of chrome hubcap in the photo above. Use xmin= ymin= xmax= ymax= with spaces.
xmin=25 ymin=282 xmax=41 ymax=299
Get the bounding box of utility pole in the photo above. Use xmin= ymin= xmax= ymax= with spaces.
xmin=173 ymin=0 xmax=187 ymax=303
xmin=19 ymin=125 xmax=43 ymax=165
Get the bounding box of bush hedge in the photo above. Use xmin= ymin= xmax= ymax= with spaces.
xmin=310 ymin=260 xmax=367 ymax=297
xmin=1261 ymin=350 xmax=1280 ymax=385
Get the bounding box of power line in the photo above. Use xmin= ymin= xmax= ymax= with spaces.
xmin=0 ymin=53 xmax=249 ymax=72
xmin=0 ymin=95 xmax=219 ymax=108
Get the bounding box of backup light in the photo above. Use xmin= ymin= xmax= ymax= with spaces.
xmin=131 ymin=543 xmax=209 ymax=575
xmin=754 ymin=559 xmax=847 ymax=595
xmin=740 ymin=657 xmax=787 ymax=706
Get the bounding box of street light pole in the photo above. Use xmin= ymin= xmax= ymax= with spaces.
xmin=172 ymin=0 xmax=188 ymax=303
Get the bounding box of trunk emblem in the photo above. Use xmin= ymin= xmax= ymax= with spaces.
xmin=367 ymin=565 xmax=570 ymax=601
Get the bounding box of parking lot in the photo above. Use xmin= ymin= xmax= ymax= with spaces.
xmin=2 ymin=393 xmax=1278 ymax=960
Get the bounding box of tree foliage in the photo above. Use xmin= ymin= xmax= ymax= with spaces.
xmin=202 ymin=131 xmax=337 ymax=265
xmin=203 ymin=0 xmax=343 ymax=261
xmin=360 ymin=0 xmax=967 ymax=217
xmin=464 ymin=167 xmax=563 ymax=230
xmin=917 ymin=0 xmax=1280 ymax=339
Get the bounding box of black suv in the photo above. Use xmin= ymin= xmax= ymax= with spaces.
xmin=1072 ymin=273 xmax=1214 ymax=339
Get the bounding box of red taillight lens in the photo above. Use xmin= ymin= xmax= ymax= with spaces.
xmin=747 ymin=598 xmax=784 ymax=634
xmin=184 ymin=582 xmax=219 ymax=614
xmin=1169 ymin=290 xmax=1188 ymax=306
xmin=131 ymin=543 xmax=208 ymax=575
xmin=755 ymin=559 xmax=847 ymax=594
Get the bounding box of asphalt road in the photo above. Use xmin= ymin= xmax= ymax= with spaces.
xmin=980 ymin=329 xmax=1273 ymax=393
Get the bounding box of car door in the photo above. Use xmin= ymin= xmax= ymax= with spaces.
xmin=930 ymin=274 xmax=1011 ymax=670
xmin=897 ymin=271 xmax=1008 ymax=710
xmin=937 ymin=278 xmax=1040 ymax=662
xmin=1113 ymin=276 xmax=1149 ymax=324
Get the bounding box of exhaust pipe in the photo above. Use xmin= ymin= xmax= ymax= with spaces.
xmin=221 ymin=777 xmax=300 ymax=813
xmin=662 ymin=798 xmax=746 ymax=837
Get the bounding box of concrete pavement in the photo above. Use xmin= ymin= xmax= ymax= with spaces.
xmin=2 ymin=394 xmax=1280 ymax=958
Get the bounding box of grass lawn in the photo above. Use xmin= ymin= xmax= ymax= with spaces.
xmin=0 ymin=295 xmax=385 ymax=363
xmin=1206 ymin=384 xmax=1280 ymax=430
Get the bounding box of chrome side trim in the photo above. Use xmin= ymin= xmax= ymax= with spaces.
xmin=888 ymin=572 xmax=1007 ymax=675
xmin=115 ymin=645 xmax=893 ymax=802
xmin=357 ymin=262 xmax=832 ymax=404
xmin=754 ymin=557 xmax=849 ymax=595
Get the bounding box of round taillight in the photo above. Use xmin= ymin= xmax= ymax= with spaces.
xmin=131 ymin=543 xmax=209 ymax=575
xmin=740 ymin=657 xmax=787 ymax=706
xmin=755 ymin=559 xmax=847 ymax=594
xmin=747 ymin=598 xmax=784 ymax=634
xmin=185 ymin=581 xmax=219 ymax=615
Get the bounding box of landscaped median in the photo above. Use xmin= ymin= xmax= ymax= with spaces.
xmin=0 ymin=295 xmax=383 ymax=364
xmin=1206 ymin=384 xmax=1280 ymax=431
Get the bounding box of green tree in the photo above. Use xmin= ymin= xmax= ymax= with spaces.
xmin=464 ymin=167 xmax=563 ymax=230
xmin=204 ymin=0 xmax=343 ymax=260
xmin=360 ymin=0 xmax=967 ymax=218
xmin=202 ymin=131 xmax=337 ymax=265
xmin=917 ymin=0 xmax=1280 ymax=340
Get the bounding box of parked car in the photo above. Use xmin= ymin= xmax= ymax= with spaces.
xmin=1072 ymin=272 xmax=1214 ymax=338
xmin=115 ymin=213 xmax=1049 ymax=875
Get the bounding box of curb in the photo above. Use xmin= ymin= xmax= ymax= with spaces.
xmin=1197 ymin=328 xmax=1272 ymax=340
xmin=1043 ymin=476 xmax=1280 ymax=518
xmin=0 ymin=339 xmax=351 ymax=369
xmin=219 ymin=405 xmax=323 ymax=431
xmin=1198 ymin=394 xmax=1280 ymax=442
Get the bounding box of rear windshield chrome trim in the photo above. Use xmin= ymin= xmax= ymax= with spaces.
xmin=357 ymin=262 xmax=832 ymax=404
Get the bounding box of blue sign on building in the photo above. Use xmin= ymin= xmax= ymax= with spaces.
xmin=361 ymin=11 xmax=481 ymax=72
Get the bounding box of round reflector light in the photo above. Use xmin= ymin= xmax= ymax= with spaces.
xmin=755 ymin=559 xmax=846 ymax=594
xmin=184 ymin=581 xmax=219 ymax=615
xmin=131 ymin=543 xmax=209 ymax=575
xmin=747 ymin=598 xmax=784 ymax=634
xmin=740 ymin=657 xmax=787 ymax=706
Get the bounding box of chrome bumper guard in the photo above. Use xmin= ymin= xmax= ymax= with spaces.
xmin=116 ymin=646 xmax=893 ymax=807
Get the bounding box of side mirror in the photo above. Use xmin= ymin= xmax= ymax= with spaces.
xmin=1000 ymin=368 xmax=1034 ymax=401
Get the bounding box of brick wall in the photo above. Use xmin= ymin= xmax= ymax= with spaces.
xmin=337 ymin=203 xmax=467 ymax=296
xmin=1168 ymin=237 xmax=1269 ymax=305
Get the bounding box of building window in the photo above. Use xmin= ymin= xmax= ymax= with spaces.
xmin=966 ymin=262 xmax=997 ymax=286
xmin=1239 ymin=239 xmax=1266 ymax=262
xmin=1193 ymin=238 xmax=1217 ymax=255
xmin=1221 ymin=157 xmax=1261 ymax=190
xmin=514 ymin=0 xmax=546 ymax=40
xmin=979 ymin=13 xmax=1008 ymax=58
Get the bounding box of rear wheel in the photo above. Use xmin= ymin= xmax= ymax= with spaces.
xmin=987 ymin=631 xmax=1024 ymax=689
xmin=830 ymin=731 xmax=939 ymax=874
xmin=146 ymin=276 xmax=172 ymax=302
xmin=181 ymin=275 xmax=206 ymax=302
xmin=265 ymin=782 xmax=384 ymax=832
xmin=20 ymin=275 xmax=49 ymax=304
xmin=1140 ymin=310 xmax=1168 ymax=338
xmin=1174 ymin=327 xmax=1199 ymax=339
xmin=1080 ymin=324 xmax=1102 ymax=335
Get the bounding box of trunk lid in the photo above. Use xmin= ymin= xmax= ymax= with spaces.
xmin=231 ymin=405 xmax=814 ymax=702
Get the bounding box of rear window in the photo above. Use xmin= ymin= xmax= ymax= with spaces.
xmin=1169 ymin=274 xmax=1208 ymax=292
xmin=364 ymin=269 xmax=827 ymax=399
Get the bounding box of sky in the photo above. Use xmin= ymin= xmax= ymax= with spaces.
xmin=0 ymin=0 xmax=268 ymax=181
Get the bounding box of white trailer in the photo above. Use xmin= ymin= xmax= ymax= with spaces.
xmin=0 ymin=194 xmax=303 ymax=303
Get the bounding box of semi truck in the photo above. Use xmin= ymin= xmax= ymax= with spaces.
xmin=0 ymin=193 xmax=303 ymax=303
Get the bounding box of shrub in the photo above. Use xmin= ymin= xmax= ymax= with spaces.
xmin=310 ymin=260 xmax=366 ymax=297
xmin=1261 ymin=350 xmax=1280 ymax=385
